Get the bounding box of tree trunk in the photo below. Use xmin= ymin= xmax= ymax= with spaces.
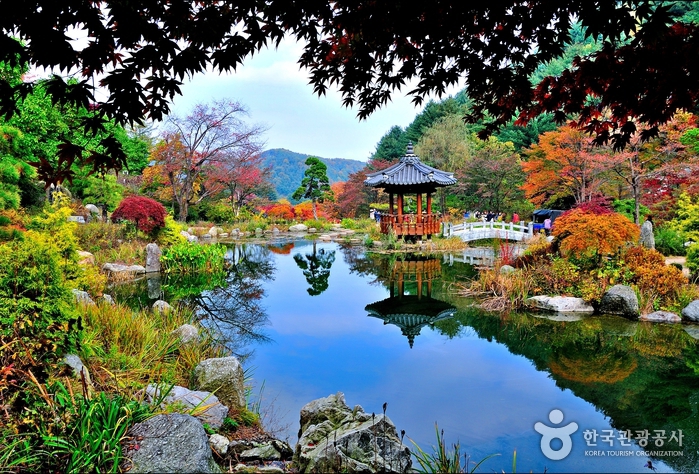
xmin=312 ymin=200 xmax=318 ymax=219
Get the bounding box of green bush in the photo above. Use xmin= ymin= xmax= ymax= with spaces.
xmin=0 ymin=231 xmax=81 ymax=400
xmin=205 ymin=201 xmax=235 ymax=224
xmin=156 ymin=215 xmax=187 ymax=247
xmin=686 ymin=243 xmax=699 ymax=276
xmin=654 ymin=226 xmax=686 ymax=256
xmin=161 ymin=242 xmax=226 ymax=274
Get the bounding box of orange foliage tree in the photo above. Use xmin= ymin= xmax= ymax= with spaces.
xmin=553 ymin=209 xmax=639 ymax=260
xmin=294 ymin=201 xmax=316 ymax=221
xmin=265 ymin=199 xmax=295 ymax=220
xmin=522 ymin=126 xmax=615 ymax=207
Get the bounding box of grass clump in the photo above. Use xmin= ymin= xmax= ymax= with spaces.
xmin=411 ymin=424 xmax=498 ymax=473
xmin=80 ymin=302 xmax=227 ymax=390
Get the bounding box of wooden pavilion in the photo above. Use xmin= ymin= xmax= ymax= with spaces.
xmin=364 ymin=142 xmax=457 ymax=239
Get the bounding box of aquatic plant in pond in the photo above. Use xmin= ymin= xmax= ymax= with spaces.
xmin=161 ymin=241 xmax=226 ymax=274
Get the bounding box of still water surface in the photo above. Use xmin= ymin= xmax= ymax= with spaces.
xmin=115 ymin=240 xmax=699 ymax=473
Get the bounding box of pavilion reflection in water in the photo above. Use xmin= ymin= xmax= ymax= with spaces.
xmin=366 ymin=256 xmax=456 ymax=348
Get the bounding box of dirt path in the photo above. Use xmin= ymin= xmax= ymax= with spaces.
xmin=665 ymin=256 xmax=690 ymax=276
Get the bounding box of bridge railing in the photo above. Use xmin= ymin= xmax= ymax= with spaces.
xmin=442 ymin=220 xmax=534 ymax=239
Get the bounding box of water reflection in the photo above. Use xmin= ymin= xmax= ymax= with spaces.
xmin=432 ymin=310 xmax=699 ymax=472
xmin=293 ymin=241 xmax=336 ymax=296
xmin=365 ymin=256 xmax=456 ymax=348
xmin=193 ymin=244 xmax=275 ymax=360
xmin=115 ymin=241 xmax=699 ymax=472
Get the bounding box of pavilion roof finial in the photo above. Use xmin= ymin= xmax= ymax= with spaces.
xmin=406 ymin=141 xmax=414 ymax=155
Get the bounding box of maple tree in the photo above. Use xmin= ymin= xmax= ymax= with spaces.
xmin=453 ymin=137 xmax=525 ymax=213
xmin=335 ymin=159 xmax=396 ymax=218
xmin=522 ymin=127 xmax=616 ymax=208
xmin=150 ymin=100 xmax=265 ymax=221
xmin=209 ymin=148 xmax=270 ymax=218
xmin=4 ymin=2 xmax=699 ymax=181
xmin=110 ymin=195 xmax=166 ymax=235
xmin=552 ymin=208 xmax=640 ymax=261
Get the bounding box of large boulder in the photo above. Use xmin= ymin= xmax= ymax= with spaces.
xmin=102 ymin=263 xmax=146 ymax=276
xmin=171 ymin=324 xmax=199 ymax=344
xmin=63 ymin=354 xmax=92 ymax=386
xmin=525 ymin=295 xmax=594 ymax=313
xmin=681 ymin=300 xmax=699 ymax=322
xmin=77 ymin=250 xmax=95 ymax=266
xmin=289 ymin=224 xmax=308 ymax=232
xmin=152 ymin=300 xmax=172 ymax=314
xmin=685 ymin=325 xmax=699 ymax=339
xmin=180 ymin=230 xmax=199 ymax=242
xmin=71 ymin=289 xmax=96 ymax=307
xmin=640 ymin=311 xmax=681 ymax=323
xmin=85 ymin=203 xmax=101 ymax=217
xmin=294 ymin=392 xmax=411 ymax=473
xmin=193 ymin=357 xmax=246 ymax=410
xmin=123 ymin=414 xmax=221 ymax=473
xmin=598 ymin=285 xmax=639 ymax=319
xmin=639 ymin=220 xmax=655 ymax=249
xmin=144 ymin=385 xmax=229 ymax=429
xmin=145 ymin=243 xmax=161 ymax=273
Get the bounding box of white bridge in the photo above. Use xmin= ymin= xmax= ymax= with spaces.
xmin=443 ymin=221 xmax=534 ymax=242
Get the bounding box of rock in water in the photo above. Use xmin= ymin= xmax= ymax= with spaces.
xmin=640 ymin=220 xmax=655 ymax=249
xmin=682 ymin=300 xmax=699 ymax=322
xmin=294 ymin=392 xmax=411 ymax=473
xmin=123 ymin=414 xmax=221 ymax=473
xmin=599 ymin=284 xmax=639 ymax=319
xmin=145 ymin=243 xmax=161 ymax=273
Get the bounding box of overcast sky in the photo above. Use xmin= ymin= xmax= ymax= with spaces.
xmin=170 ymin=38 xmax=462 ymax=162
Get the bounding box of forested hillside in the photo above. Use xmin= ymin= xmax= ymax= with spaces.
xmin=261 ymin=149 xmax=365 ymax=198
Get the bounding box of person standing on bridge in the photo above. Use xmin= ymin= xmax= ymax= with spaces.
xmin=512 ymin=212 xmax=520 ymax=224
xmin=544 ymin=217 xmax=552 ymax=236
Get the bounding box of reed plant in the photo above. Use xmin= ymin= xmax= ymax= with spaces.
xmin=80 ymin=302 xmax=227 ymax=390
xmin=461 ymin=266 xmax=535 ymax=311
xmin=410 ymin=423 xmax=499 ymax=473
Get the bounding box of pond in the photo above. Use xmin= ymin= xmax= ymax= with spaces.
xmin=113 ymin=240 xmax=699 ymax=473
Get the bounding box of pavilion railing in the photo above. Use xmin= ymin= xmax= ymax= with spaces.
xmin=379 ymin=213 xmax=442 ymax=236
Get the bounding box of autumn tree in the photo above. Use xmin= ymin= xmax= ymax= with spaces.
xmin=335 ymin=159 xmax=396 ymax=218
xmin=209 ymin=146 xmax=270 ymax=218
xmin=455 ymin=137 xmax=526 ymax=213
xmin=292 ymin=157 xmax=333 ymax=220
xmin=522 ymin=127 xmax=615 ymax=208
xmin=151 ymin=101 xmax=265 ymax=221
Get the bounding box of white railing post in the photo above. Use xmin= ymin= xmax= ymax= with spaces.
xmin=528 ymin=222 xmax=534 ymax=239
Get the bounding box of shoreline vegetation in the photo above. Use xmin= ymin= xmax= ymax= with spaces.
xmin=2 ymin=198 xmax=698 ymax=473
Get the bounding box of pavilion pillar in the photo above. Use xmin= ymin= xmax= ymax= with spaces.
xmin=427 ymin=193 xmax=432 ymax=215
xmin=389 ymin=193 xmax=394 ymax=215
xmin=416 ymin=193 xmax=422 ymax=221
xmin=397 ymin=194 xmax=403 ymax=217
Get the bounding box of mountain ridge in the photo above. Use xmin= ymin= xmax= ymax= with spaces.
xmin=261 ymin=148 xmax=365 ymax=198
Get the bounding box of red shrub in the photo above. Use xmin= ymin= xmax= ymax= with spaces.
xmin=111 ymin=196 xmax=167 ymax=234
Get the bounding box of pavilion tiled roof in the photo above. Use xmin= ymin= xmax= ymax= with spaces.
xmin=364 ymin=143 xmax=457 ymax=188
